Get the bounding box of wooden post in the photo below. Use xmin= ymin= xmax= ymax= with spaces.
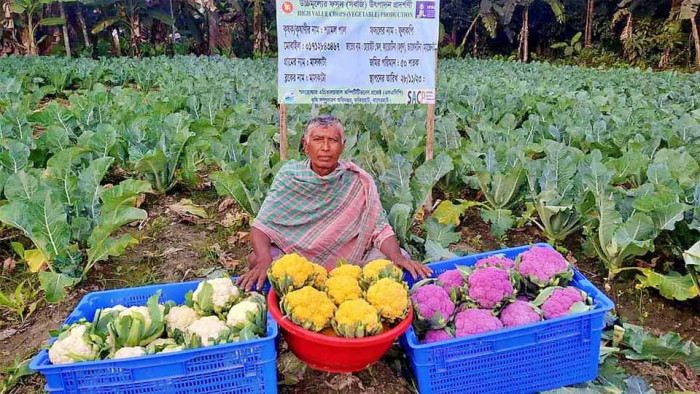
xmin=280 ymin=103 xmax=288 ymax=160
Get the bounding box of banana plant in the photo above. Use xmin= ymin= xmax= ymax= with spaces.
xmin=9 ymin=0 xmax=73 ymax=55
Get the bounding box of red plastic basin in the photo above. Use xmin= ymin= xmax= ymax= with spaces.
xmin=268 ymin=291 xmax=413 ymax=373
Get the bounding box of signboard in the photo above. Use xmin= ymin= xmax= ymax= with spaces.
xmin=276 ymin=0 xmax=441 ymax=105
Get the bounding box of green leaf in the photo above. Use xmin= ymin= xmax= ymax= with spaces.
xmin=410 ymin=152 xmax=453 ymax=211
xmin=87 ymin=208 xmax=146 ymax=264
xmin=91 ymin=18 xmax=117 ymax=34
xmin=30 ymin=192 xmax=71 ymax=259
xmin=423 ymin=240 xmax=457 ymax=263
xmin=210 ymin=171 xmax=259 ymax=215
xmin=39 ymin=271 xmax=80 ymax=303
xmin=571 ymin=32 xmax=582 ymax=45
xmin=0 ymin=139 xmax=30 ymax=174
xmin=196 ymin=282 xmax=215 ymax=314
xmin=615 ymin=268 xmax=698 ymax=301
xmin=43 ymin=147 xmax=84 ymax=205
xmin=424 ymin=217 xmax=460 ymax=248
xmin=135 ymin=150 xmax=168 ymax=193
xmin=379 ymin=154 xmax=414 ymax=206
xmin=621 ymin=323 xmax=700 ymax=372
xmin=100 ymin=179 xmax=153 ymax=213
xmin=387 ymin=203 xmax=411 ymax=246
xmin=3 ymin=171 xmax=39 ymax=204
xmin=39 ymin=17 xmax=66 ymax=26
xmin=480 ymin=208 xmax=514 ymax=237
xmin=79 ymin=157 xmax=114 ymax=220
xmin=9 ymin=4 xmax=26 ymax=13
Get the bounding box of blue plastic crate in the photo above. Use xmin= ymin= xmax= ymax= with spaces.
xmin=401 ymin=243 xmax=614 ymax=394
xmin=29 ymin=280 xmax=278 ymax=394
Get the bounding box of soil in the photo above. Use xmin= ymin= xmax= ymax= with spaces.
xmin=1 ymin=190 xmax=698 ymax=393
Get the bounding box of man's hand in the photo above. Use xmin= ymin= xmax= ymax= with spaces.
xmin=237 ymin=260 xmax=270 ymax=291
xmin=394 ymin=256 xmax=432 ymax=280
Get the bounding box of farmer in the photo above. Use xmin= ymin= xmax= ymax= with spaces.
xmin=237 ymin=114 xmax=431 ymax=290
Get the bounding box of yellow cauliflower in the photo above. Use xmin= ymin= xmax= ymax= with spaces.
xmin=281 ymin=286 xmax=336 ymax=332
xmin=268 ymin=253 xmax=316 ymax=296
xmin=366 ymin=278 xmax=409 ymax=323
xmin=329 ymin=264 xmax=362 ymax=280
xmin=360 ymin=259 xmax=403 ymax=289
xmin=324 ymin=275 xmax=363 ymax=306
xmin=332 ymin=299 xmax=382 ymax=338
xmin=311 ymin=263 xmax=328 ymax=289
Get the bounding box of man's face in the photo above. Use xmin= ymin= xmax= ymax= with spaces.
xmin=303 ymin=125 xmax=344 ymax=175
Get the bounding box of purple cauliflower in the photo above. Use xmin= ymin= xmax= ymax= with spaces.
xmin=475 ymin=254 xmax=516 ymax=269
xmin=533 ymin=286 xmax=591 ymax=319
xmin=454 ymin=309 xmax=503 ymax=337
xmin=436 ymin=270 xmax=466 ymax=302
xmin=516 ymin=246 xmax=573 ymax=288
xmin=467 ymin=267 xmax=517 ymax=309
xmin=499 ymin=300 xmax=542 ymax=327
xmin=422 ymin=328 xmax=453 ymax=344
xmin=410 ymin=284 xmax=455 ymax=330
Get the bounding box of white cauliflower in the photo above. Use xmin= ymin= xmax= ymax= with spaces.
xmin=48 ymin=324 xmax=99 ymax=365
xmin=192 ymin=278 xmax=240 ymax=316
xmin=118 ymin=305 xmax=165 ymax=328
xmin=102 ymin=305 xmax=126 ymax=314
xmin=226 ymin=299 xmax=261 ymax=327
xmin=185 ymin=316 xmax=230 ymax=347
xmin=164 ymin=305 xmax=198 ymax=333
xmin=113 ymin=346 xmax=146 ymax=359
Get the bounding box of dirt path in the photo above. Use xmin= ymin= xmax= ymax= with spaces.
xmin=1 ymin=192 xmax=698 ymax=393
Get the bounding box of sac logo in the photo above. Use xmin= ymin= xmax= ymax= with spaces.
xmin=407 ymin=90 xmax=428 ymax=104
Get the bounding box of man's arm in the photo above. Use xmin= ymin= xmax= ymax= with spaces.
xmin=237 ymin=227 xmax=273 ymax=291
xmin=379 ymin=235 xmax=432 ymax=280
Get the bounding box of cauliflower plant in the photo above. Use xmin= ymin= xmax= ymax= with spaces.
xmin=366 ymin=278 xmax=409 ymax=323
xmin=113 ymin=346 xmax=147 ymax=359
xmin=410 ymin=283 xmax=455 ymax=331
xmin=190 ymin=277 xmax=241 ymax=317
xmin=466 ymin=267 xmax=518 ymax=309
xmin=185 ymin=316 xmax=231 ymax=347
xmin=360 ymin=259 xmax=403 ymax=289
xmin=332 ymin=299 xmax=382 ymax=338
xmin=475 ymin=254 xmax=516 ymax=269
xmin=454 ymin=309 xmax=503 ymax=337
xmin=499 ymin=300 xmax=542 ymax=327
xmin=164 ymin=305 xmax=197 ymax=336
xmin=329 ymin=263 xmax=362 ymax=280
xmin=422 ymin=328 xmax=453 ymax=344
xmin=532 ymin=286 xmax=592 ymax=319
xmin=516 ymin=246 xmax=573 ymax=289
xmin=282 ymin=286 xmax=336 ymax=332
xmin=324 ymin=275 xmax=363 ymax=306
xmin=226 ymin=292 xmax=267 ymax=337
xmin=268 ymin=253 xmax=317 ymax=295
xmin=48 ymin=323 xmax=100 ymax=365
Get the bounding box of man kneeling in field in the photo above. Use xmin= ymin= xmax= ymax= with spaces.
xmin=238 ymin=115 xmax=431 ymax=290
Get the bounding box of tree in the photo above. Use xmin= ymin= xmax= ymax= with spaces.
xmin=584 ymin=0 xmax=594 ymax=47
xmin=498 ymin=0 xmax=565 ymax=62
xmin=681 ymin=0 xmax=700 ymax=69
xmin=9 ymin=0 xmax=70 ymax=55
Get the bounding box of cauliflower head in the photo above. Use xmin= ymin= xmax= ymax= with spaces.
xmin=164 ymin=305 xmax=198 ymax=334
xmin=454 ymin=309 xmax=503 ymax=337
xmin=282 ymin=286 xmax=336 ymax=332
xmin=360 ymin=259 xmax=403 ymax=289
xmin=48 ymin=323 xmax=99 ymax=365
xmin=422 ymin=328 xmax=453 ymax=344
xmin=475 ymin=254 xmax=516 ymax=269
xmin=268 ymin=253 xmax=316 ymax=295
xmin=113 ymin=346 xmax=147 ymax=359
xmin=191 ymin=278 xmax=241 ymax=316
xmin=330 ymin=263 xmax=362 ymax=280
xmin=311 ymin=262 xmax=328 ymax=289
xmin=185 ymin=316 xmax=230 ymax=347
xmin=366 ymin=278 xmax=409 ymax=323
xmin=410 ymin=283 xmax=455 ymax=331
xmin=226 ymin=292 xmax=266 ymax=334
xmin=466 ymin=267 xmax=517 ymax=309
xmin=324 ymin=275 xmax=363 ymax=305
xmin=332 ymin=299 xmax=382 ymax=338
xmin=109 ymin=292 xmax=166 ymax=348
xmin=516 ymin=246 xmax=573 ymax=288
xmin=436 ymin=269 xmax=467 ymax=302
xmin=499 ymin=300 xmax=542 ymax=327
xmin=533 ymin=286 xmax=591 ymax=319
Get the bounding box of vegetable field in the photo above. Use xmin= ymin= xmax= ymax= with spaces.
xmin=1 ymin=56 xmax=699 ymax=393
